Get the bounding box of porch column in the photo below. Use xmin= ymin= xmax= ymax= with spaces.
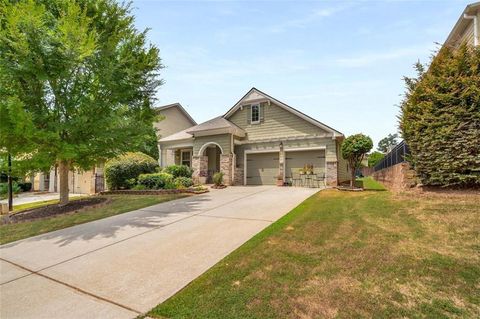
xmin=326 ymin=161 xmax=338 ymax=186
xmin=220 ymin=154 xmax=234 ymax=185
xmin=192 ymin=155 xmax=208 ymax=184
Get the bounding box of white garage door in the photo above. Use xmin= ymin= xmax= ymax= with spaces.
xmin=285 ymin=150 xmax=326 ymax=178
xmin=246 ymin=152 xmax=279 ymax=185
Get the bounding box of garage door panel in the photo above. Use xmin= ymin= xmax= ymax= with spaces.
xmin=246 ymin=152 xmax=278 ymax=185
xmin=285 ymin=150 xmax=325 ymax=178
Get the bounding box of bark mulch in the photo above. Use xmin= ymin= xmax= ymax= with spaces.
xmin=3 ymin=197 xmax=108 ymax=224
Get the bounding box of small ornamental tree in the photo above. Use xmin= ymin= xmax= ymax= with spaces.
xmin=400 ymin=44 xmax=480 ymax=187
xmin=0 ymin=0 xmax=163 ymax=204
xmin=341 ymin=134 xmax=373 ymax=188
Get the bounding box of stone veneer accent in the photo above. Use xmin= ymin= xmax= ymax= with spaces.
xmin=220 ymin=154 xmax=234 ymax=185
xmin=234 ymin=168 xmax=244 ymax=185
xmin=326 ymin=161 xmax=338 ymax=186
xmin=192 ymin=155 xmax=208 ymax=184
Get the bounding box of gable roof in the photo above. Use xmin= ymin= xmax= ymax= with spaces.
xmin=158 ymin=126 xmax=194 ymax=142
xmin=444 ymin=2 xmax=480 ymax=47
xmin=223 ymin=87 xmax=343 ymax=137
xmin=186 ymin=116 xmax=245 ymax=137
xmin=154 ymin=103 xmax=197 ymax=126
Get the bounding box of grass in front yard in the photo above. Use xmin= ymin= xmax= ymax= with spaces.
xmin=12 ymin=196 xmax=85 ymax=212
xmin=149 ymin=188 xmax=479 ymax=318
xmin=0 ymin=194 xmax=187 ymax=245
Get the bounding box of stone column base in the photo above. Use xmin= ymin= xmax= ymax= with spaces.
xmin=192 ymin=155 xmax=208 ymax=185
xmin=220 ymin=154 xmax=234 ymax=185
xmin=326 ymin=161 xmax=338 ymax=186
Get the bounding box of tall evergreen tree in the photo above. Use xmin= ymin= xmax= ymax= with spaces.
xmin=399 ymin=44 xmax=480 ymax=187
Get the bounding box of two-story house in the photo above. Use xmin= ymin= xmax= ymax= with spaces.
xmin=445 ymin=2 xmax=479 ymax=48
xmin=158 ymin=88 xmax=349 ymax=186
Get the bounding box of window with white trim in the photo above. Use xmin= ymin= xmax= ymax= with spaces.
xmin=181 ymin=150 xmax=192 ymax=167
xmin=251 ymin=104 xmax=260 ymax=124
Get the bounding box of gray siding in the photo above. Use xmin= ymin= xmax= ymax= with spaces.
xmin=228 ymin=102 xmax=330 ymax=141
xmin=234 ymin=137 xmax=337 ymax=171
xmin=193 ymin=134 xmax=232 ymax=155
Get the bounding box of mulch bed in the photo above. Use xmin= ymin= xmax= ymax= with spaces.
xmin=100 ymin=188 xmax=209 ymax=195
xmin=211 ymin=185 xmax=227 ymax=189
xmin=2 ymin=197 xmax=109 ymax=224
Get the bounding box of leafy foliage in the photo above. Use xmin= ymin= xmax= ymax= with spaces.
xmin=213 ymin=172 xmax=224 ymax=186
xmin=105 ymin=152 xmax=158 ymax=189
xmin=0 ymin=182 xmax=21 ymax=196
xmin=341 ymin=134 xmax=373 ymax=187
xmin=0 ymin=0 xmax=163 ymax=202
xmin=163 ymin=165 xmax=193 ymax=179
xmin=399 ymin=44 xmax=480 ymax=187
xmin=137 ymin=172 xmax=173 ymax=189
xmin=368 ymin=151 xmax=385 ymax=168
xmin=174 ymin=177 xmax=193 ymax=189
xmin=377 ymin=133 xmax=399 ymax=153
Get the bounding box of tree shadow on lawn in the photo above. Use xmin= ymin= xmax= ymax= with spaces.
xmin=0 ymin=194 xmax=212 ymax=249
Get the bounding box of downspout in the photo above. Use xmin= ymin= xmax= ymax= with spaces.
xmin=464 ymin=13 xmax=479 ymax=46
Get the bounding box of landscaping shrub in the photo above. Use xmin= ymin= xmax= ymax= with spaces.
xmin=137 ymin=172 xmax=173 ymax=189
xmin=213 ymin=172 xmax=224 ymax=186
xmin=400 ymin=44 xmax=480 ymax=187
xmin=0 ymin=182 xmax=21 ymax=196
xmin=163 ymin=165 xmax=193 ymax=178
xmin=105 ymin=152 xmax=158 ymax=189
xmin=174 ymin=177 xmax=193 ymax=189
xmin=17 ymin=182 xmax=32 ymax=192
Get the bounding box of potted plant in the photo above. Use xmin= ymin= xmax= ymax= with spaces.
xmin=276 ymin=174 xmax=284 ymax=186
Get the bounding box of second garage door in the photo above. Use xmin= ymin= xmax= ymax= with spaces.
xmin=246 ymin=152 xmax=279 ymax=185
xmin=285 ymin=150 xmax=326 ymax=179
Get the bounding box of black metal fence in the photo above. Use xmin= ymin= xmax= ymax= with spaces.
xmin=374 ymin=140 xmax=410 ymax=171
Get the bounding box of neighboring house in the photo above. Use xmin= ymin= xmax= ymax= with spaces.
xmin=445 ymin=2 xmax=480 ymax=48
xmin=32 ymin=164 xmax=105 ymax=194
xmin=31 ymin=104 xmax=194 ymax=194
xmin=158 ymin=88 xmax=349 ymax=186
xmin=155 ymin=103 xmax=197 ymax=167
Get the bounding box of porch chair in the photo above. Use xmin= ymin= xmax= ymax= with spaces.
xmin=313 ymin=173 xmax=326 ymax=188
xmin=291 ymin=173 xmax=303 ymax=187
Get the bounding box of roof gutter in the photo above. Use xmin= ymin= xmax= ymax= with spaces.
xmin=464 ymin=13 xmax=479 ymax=46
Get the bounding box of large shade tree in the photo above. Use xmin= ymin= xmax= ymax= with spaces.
xmin=0 ymin=0 xmax=162 ymax=204
xmin=341 ymin=134 xmax=373 ymax=188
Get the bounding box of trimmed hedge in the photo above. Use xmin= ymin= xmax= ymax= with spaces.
xmin=174 ymin=177 xmax=193 ymax=188
xmin=137 ymin=172 xmax=174 ymax=189
xmin=163 ymin=165 xmax=193 ymax=178
xmin=400 ymin=44 xmax=480 ymax=187
xmin=105 ymin=152 xmax=158 ymax=190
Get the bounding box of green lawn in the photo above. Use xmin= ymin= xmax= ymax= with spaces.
xmin=0 ymin=194 xmax=187 ymax=245
xmin=12 ymin=196 xmax=86 ymax=212
xmin=149 ymin=179 xmax=479 ymax=318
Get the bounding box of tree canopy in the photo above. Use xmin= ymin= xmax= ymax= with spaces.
xmin=399 ymin=44 xmax=480 ymax=187
xmin=368 ymin=151 xmax=384 ymax=168
xmin=0 ymin=0 xmax=163 ymax=203
xmin=341 ymin=134 xmax=373 ymax=187
xmin=377 ymin=133 xmax=399 ymax=153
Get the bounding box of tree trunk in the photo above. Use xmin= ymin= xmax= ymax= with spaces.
xmin=7 ymin=154 xmax=13 ymax=212
xmin=350 ymin=162 xmax=355 ymax=188
xmin=58 ymin=160 xmax=69 ymax=206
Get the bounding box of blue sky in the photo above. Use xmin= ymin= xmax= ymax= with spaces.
xmin=132 ymin=0 xmax=470 ymax=146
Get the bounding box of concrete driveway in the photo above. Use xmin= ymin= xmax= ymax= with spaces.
xmin=0 ymin=186 xmax=318 ymax=319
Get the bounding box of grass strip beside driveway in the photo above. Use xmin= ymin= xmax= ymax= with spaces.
xmin=0 ymin=194 xmax=187 ymax=245
xmin=148 ymin=181 xmax=479 ymax=318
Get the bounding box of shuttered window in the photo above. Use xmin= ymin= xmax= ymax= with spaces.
xmin=251 ymin=104 xmax=260 ymax=124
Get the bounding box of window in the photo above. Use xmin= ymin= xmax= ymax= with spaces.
xmin=181 ymin=150 xmax=192 ymax=167
xmin=251 ymin=104 xmax=260 ymax=124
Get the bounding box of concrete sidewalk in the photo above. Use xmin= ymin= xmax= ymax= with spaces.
xmin=0 ymin=186 xmax=319 ymax=319
xmin=0 ymin=192 xmax=87 ymax=206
